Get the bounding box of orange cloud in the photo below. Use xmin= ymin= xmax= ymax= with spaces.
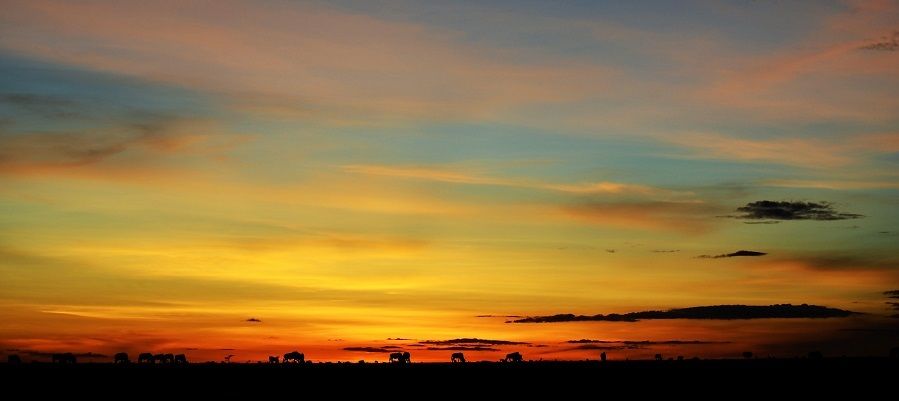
xmin=0 ymin=117 xmax=251 ymax=181
xmin=666 ymin=132 xmax=899 ymax=168
xmin=0 ymin=0 xmax=616 ymax=124
xmin=341 ymin=164 xmax=668 ymax=195
xmin=562 ymin=200 xmax=721 ymax=233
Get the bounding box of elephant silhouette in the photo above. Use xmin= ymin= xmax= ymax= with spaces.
xmin=174 ymin=354 xmax=188 ymax=364
xmin=138 ymin=353 xmax=155 ymax=364
xmin=655 ymin=354 xmax=663 ymax=361
xmin=504 ymin=352 xmax=522 ymax=362
xmin=283 ymin=351 xmax=304 ymax=363
xmin=269 ymin=356 xmax=279 ymax=364
xmin=389 ymin=351 xmax=411 ymax=363
xmin=600 ymin=352 xmax=606 ymax=362
xmin=451 ymin=352 xmax=465 ymax=363
xmin=7 ymin=354 xmax=21 ymax=364
xmin=114 ymin=352 xmax=130 ymax=364
xmin=52 ymin=353 xmax=76 ymax=364
xmin=154 ymin=353 xmax=175 ymax=364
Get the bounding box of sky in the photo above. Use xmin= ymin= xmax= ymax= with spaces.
xmin=0 ymin=0 xmax=897 ymax=363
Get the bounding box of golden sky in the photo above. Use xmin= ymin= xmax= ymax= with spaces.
xmin=1 ymin=0 xmax=898 ymax=362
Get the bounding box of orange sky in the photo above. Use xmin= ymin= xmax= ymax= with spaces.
xmin=1 ymin=0 xmax=898 ymax=363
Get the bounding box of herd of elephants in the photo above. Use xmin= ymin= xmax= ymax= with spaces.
xmin=4 ymin=350 xmax=531 ymax=365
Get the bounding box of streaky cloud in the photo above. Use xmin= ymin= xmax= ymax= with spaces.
xmin=419 ymin=338 xmax=528 ymax=345
xmin=512 ymin=304 xmax=857 ymax=323
xmin=697 ymin=250 xmax=767 ymax=259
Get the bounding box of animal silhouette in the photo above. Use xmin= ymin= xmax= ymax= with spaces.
xmin=114 ymin=352 xmax=130 ymax=364
xmin=174 ymin=354 xmax=188 ymax=364
xmin=600 ymin=352 xmax=606 ymax=362
xmin=504 ymin=352 xmax=522 ymax=362
xmin=451 ymin=352 xmax=465 ymax=363
xmin=52 ymin=353 xmax=76 ymax=364
xmin=7 ymin=354 xmax=21 ymax=364
xmin=269 ymin=356 xmax=279 ymax=363
xmin=655 ymin=354 xmax=663 ymax=361
xmin=283 ymin=351 xmax=304 ymax=363
xmin=808 ymin=351 xmax=823 ymax=360
xmin=389 ymin=351 xmax=411 ymax=363
xmin=154 ymin=353 xmax=175 ymax=364
xmin=138 ymin=353 xmax=155 ymax=364
xmin=742 ymin=351 xmax=753 ymax=359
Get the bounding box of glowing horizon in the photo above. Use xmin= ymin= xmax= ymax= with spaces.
xmin=1 ymin=0 xmax=898 ymax=363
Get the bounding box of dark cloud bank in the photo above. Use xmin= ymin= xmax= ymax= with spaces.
xmin=859 ymin=31 xmax=898 ymax=51
xmin=732 ymin=201 xmax=863 ymax=221
xmin=511 ymin=304 xmax=857 ymax=323
xmin=420 ymin=338 xmax=528 ymax=345
xmin=343 ymin=346 xmax=402 ymax=353
xmin=698 ymin=250 xmax=767 ymax=259
xmin=886 ymin=290 xmax=899 ymax=318
xmin=567 ymin=339 xmax=727 ymax=350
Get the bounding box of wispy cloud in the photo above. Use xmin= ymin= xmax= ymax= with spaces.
xmin=859 ymin=31 xmax=898 ymax=51
xmin=0 ymin=1 xmax=615 ymax=125
xmin=664 ymin=133 xmax=899 ymax=168
xmin=341 ymin=164 xmax=662 ymax=195
xmin=343 ymin=347 xmax=401 ymax=353
xmin=563 ymin=200 xmax=719 ymax=233
xmin=419 ymin=338 xmax=528 ymax=346
xmin=0 ymin=114 xmax=250 ymax=178
xmin=512 ymin=304 xmax=857 ymax=323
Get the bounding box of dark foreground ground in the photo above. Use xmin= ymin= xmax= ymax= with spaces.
xmin=3 ymin=359 xmax=898 ymax=395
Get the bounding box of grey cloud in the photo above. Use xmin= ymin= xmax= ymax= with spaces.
xmin=697 ymin=250 xmax=767 ymax=259
xmin=733 ymin=200 xmax=863 ymax=221
xmin=512 ymin=304 xmax=857 ymax=323
xmin=859 ymin=31 xmax=898 ymax=51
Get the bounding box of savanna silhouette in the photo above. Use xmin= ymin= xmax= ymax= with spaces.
xmin=2 ymin=1 xmax=899 ymax=395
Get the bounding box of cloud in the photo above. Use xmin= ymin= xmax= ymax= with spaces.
xmin=665 ymin=133 xmax=899 ymax=168
xmin=566 ymin=339 xmax=726 ymax=345
xmin=572 ymin=344 xmax=633 ymax=350
xmin=761 ymin=179 xmax=899 ymax=191
xmin=563 ymin=200 xmax=720 ymax=233
xmin=475 ymin=315 xmax=523 ymax=318
xmin=786 ymin=254 xmax=899 ymax=271
xmin=697 ymin=250 xmax=767 ymax=259
xmin=425 ymin=346 xmax=500 ymax=351
xmin=0 ymin=1 xmax=615 ymax=124
xmin=885 ymin=290 xmax=899 ymax=299
xmin=343 ymin=347 xmax=399 ymax=353
xmin=1 ymin=93 xmax=80 ymax=119
xmin=511 ymin=304 xmax=857 ymax=323
xmin=341 ymin=164 xmax=662 ymax=195
xmin=652 ymin=249 xmax=680 ymax=253
xmin=419 ymin=338 xmax=528 ymax=345
xmin=386 ymin=337 xmax=412 ymax=341
xmin=732 ymin=201 xmax=863 ymax=221
xmin=245 ymin=318 xmax=262 ymax=323
xmin=0 ymin=114 xmax=249 ymax=178
xmin=21 ymin=350 xmax=108 ymax=358
xmin=859 ymin=31 xmax=898 ymax=51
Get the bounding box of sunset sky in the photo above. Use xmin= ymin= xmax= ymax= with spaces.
xmin=1 ymin=0 xmax=898 ymax=363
